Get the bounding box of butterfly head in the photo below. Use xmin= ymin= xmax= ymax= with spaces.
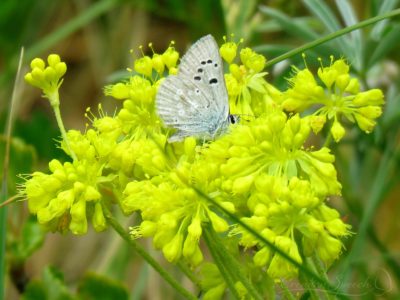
xmin=229 ymin=114 xmax=240 ymax=125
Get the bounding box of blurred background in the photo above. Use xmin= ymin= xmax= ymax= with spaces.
xmin=1 ymin=0 xmax=399 ymax=299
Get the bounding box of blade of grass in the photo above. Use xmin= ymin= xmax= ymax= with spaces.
xmin=258 ymin=6 xmax=340 ymax=58
xmin=370 ymin=0 xmax=400 ymax=39
xmin=0 ymin=48 xmax=24 ymax=300
xmin=367 ymin=24 xmax=400 ymax=68
xmin=302 ymin=0 xmax=354 ymax=63
xmin=335 ymin=0 xmax=363 ymax=70
xmin=259 ymin=6 xmax=320 ymax=41
xmin=264 ymin=9 xmax=400 ymax=68
xmin=338 ymin=135 xmax=400 ymax=290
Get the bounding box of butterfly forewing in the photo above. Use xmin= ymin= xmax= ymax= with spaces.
xmin=156 ymin=35 xmax=230 ymax=142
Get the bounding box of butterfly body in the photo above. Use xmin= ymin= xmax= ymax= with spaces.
xmin=156 ymin=35 xmax=235 ymax=142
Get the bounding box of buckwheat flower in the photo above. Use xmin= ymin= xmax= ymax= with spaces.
xmin=230 ymin=175 xmax=350 ymax=278
xmin=161 ymin=42 xmax=179 ymax=69
xmin=24 ymin=54 xmax=66 ymax=105
xmin=108 ymin=134 xmax=168 ymax=179
xmin=105 ymin=75 xmax=162 ymax=137
xmin=283 ymin=58 xmax=384 ymax=141
xmin=205 ymin=110 xmax=341 ymax=196
xmin=219 ymin=40 xmax=277 ymax=116
xmin=122 ymin=138 xmax=235 ymax=265
xmin=134 ymin=55 xmax=153 ymax=78
xmin=23 ymin=159 xmax=108 ymax=234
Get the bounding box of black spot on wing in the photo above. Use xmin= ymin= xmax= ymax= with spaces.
xmin=209 ymin=78 xmax=218 ymax=85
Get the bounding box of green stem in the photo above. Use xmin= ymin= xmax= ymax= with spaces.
xmin=203 ymin=227 xmax=240 ymax=300
xmin=183 ymin=180 xmax=350 ymax=300
xmin=204 ymin=226 xmax=264 ymax=300
xmin=323 ymin=131 xmax=332 ymax=148
xmin=310 ymin=256 xmax=334 ymax=300
xmin=102 ymin=206 xmax=197 ymax=300
xmin=0 ymin=48 xmax=24 ymax=300
xmin=265 ymin=9 xmax=400 ymax=67
xmin=49 ymin=92 xmax=77 ymax=161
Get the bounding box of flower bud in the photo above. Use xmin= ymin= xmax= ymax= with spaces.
xmin=162 ymin=233 xmax=183 ymax=262
xmin=208 ymin=211 xmax=229 ymax=232
xmin=92 ymin=202 xmax=107 ymax=232
xmin=331 ymin=120 xmax=345 ymax=142
xmin=220 ymin=42 xmax=237 ymax=64
xmin=134 ymin=56 xmax=153 ymax=78
xmin=162 ymin=46 xmax=179 ymax=69
xmin=152 ymin=54 xmax=165 ymax=74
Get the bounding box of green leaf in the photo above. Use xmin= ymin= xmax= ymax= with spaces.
xmin=22 ymin=266 xmax=75 ymax=300
xmin=258 ymin=6 xmax=340 ymax=58
xmin=21 ymin=281 xmax=47 ymax=300
xmin=77 ymin=273 xmax=129 ymax=300
xmin=370 ymin=0 xmax=400 ymax=39
xmin=367 ymin=24 xmax=400 ymax=68
xmin=302 ymin=0 xmax=353 ymax=62
xmin=335 ymin=0 xmax=363 ymax=70
xmin=15 ymin=216 xmax=45 ymax=261
xmin=259 ymin=6 xmax=319 ymax=41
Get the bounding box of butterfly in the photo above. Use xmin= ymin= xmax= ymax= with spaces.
xmin=156 ymin=34 xmax=239 ymax=143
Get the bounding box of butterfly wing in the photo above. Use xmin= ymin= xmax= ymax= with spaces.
xmin=156 ymin=35 xmax=229 ymax=142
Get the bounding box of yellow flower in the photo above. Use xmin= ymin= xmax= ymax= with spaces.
xmin=282 ymin=58 xmax=384 ymax=141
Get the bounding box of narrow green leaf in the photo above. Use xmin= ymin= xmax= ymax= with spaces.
xmin=302 ymin=0 xmax=354 ymax=62
xmin=259 ymin=6 xmax=319 ymax=41
xmin=15 ymin=216 xmax=45 ymax=261
xmin=264 ymin=9 xmax=400 ymax=68
xmin=368 ymin=24 xmax=400 ymax=68
xmin=335 ymin=0 xmax=363 ymax=69
xmin=302 ymin=0 xmax=341 ymax=32
xmin=78 ymin=273 xmax=129 ymax=300
xmin=370 ymin=0 xmax=400 ymax=39
xmin=259 ymin=6 xmax=340 ymax=58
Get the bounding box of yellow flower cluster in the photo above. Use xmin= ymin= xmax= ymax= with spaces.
xmin=22 ymin=36 xmax=383 ymax=285
xmin=282 ymin=57 xmax=384 ymax=141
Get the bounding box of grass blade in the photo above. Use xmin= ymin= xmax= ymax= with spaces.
xmin=335 ymin=0 xmax=363 ymax=70
xmin=0 ymin=47 xmax=24 ymax=300
xmin=370 ymin=0 xmax=400 ymax=39
xmin=302 ymin=0 xmax=354 ymax=63
xmin=265 ymin=9 xmax=400 ymax=68
xmin=368 ymin=24 xmax=400 ymax=68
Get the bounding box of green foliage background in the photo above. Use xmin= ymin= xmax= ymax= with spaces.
xmin=1 ymin=0 xmax=399 ymax=299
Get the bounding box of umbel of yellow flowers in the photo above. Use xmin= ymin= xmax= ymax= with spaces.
xmin=22 ymin=36 xmax=383 ymax=286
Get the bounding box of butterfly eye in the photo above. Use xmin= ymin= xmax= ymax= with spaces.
xmin=229 ymin=115 xmax=238 ymax=124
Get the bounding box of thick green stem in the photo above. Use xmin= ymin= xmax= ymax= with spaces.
xmin=102 ymin=206 xmax=197 ymax=300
